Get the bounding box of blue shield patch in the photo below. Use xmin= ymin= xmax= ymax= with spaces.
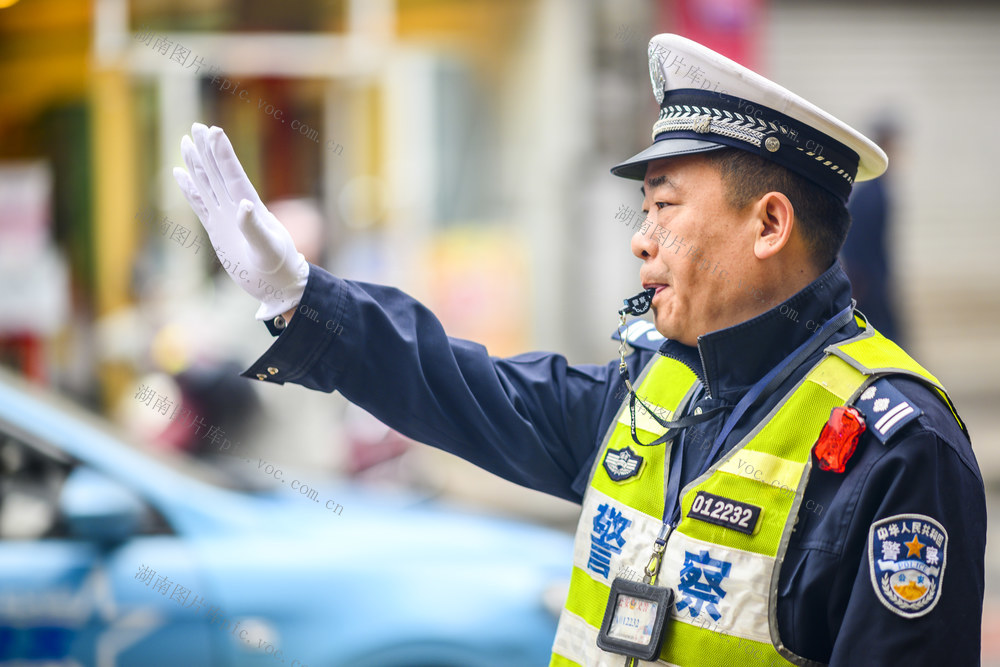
xmin=603 ymin=446 xmax=644 ymax=482
xmin=868 ymin=513 xmax=947 ymax=618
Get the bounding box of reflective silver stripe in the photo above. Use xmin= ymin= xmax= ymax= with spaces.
xmin=658 ymin=530 xmax=773 ymax=643
xmin=552 ymin=610 xmax=683 ymax=667
xmin=570 ymin=488 xmax=664 ymax=587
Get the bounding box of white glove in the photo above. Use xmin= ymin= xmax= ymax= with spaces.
xmin=173 ymin=123 xmax=309 ymax=320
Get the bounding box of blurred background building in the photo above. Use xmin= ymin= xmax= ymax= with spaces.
xmin=1 ymin=0 xmax=998 ymax=661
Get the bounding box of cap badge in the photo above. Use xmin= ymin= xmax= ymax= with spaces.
xmin=648 ymin=49 xmax=666 ymax=105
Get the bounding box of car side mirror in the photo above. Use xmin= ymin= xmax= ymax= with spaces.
xmin=58 ymin=467 xmax=147 ymax=544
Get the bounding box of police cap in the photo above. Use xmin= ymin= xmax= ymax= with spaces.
xmin=611 ymin=34 xmax=887 ymax=202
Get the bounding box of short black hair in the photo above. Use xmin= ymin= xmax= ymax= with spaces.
xmin=702 ymin=148 xmax=851 ymax=269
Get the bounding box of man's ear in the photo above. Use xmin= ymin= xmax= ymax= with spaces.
xmin=753 ymin=191 xmax=795 ymax=260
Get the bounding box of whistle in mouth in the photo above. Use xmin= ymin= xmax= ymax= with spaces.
xmin=620 ymin=287 xmax=656 ymax=316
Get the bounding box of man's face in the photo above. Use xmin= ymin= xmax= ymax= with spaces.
xmin=635 ymin=153 xmax=767 ymax=346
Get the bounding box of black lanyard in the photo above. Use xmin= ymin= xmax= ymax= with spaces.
xmin=625 ymin=390 xmax=726 ymax=447
xmin=616 ymin=290 xmax=727 ymax=447
xmin=622 ymin=303 xmax=855 ymax=532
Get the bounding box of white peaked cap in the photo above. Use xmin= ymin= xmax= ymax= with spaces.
xmin=612 ymin=34 xmax=888 ymax=201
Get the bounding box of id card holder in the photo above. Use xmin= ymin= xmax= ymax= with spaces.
xmin=596 ymin=577 xmax=673 ymax=661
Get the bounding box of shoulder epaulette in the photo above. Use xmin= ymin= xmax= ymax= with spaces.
xmin=852 ymin=377 xmax=923 ymax=445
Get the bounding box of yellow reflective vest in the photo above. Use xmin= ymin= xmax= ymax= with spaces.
xmin=550 ymin=323 xmax=961 ymax=666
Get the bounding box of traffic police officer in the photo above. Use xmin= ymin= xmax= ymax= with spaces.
xmin=173 ymin=33 xmax=985 ymax=666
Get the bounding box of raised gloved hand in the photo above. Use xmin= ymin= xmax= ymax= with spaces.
xmin=173 ymin=123 xmax=309 ymax=320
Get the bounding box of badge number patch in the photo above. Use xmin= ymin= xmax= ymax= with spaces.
xmin=868 ymin=513 xmax=947 ymax=618
xmin=686 ymin=491 xmax=761 ymax=536
xmin=604 ymin=447 xmax=644 ymax=482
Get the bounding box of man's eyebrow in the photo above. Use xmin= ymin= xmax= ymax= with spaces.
xmin=641 ymin=174 xmax=671 ymax=196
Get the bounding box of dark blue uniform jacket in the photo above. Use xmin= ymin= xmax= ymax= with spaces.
xmin=242 ymin=261 xmax=985 ymax=665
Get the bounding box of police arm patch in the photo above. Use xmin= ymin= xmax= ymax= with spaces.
xmin=868 ymin=513 xmax=947 ymax=618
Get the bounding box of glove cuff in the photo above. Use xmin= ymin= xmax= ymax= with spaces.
xmin=254 ymin=255 xmax=310 ymax=321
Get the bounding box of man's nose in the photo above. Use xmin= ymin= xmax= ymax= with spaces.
xmin=631 ymin=216 xmax=659 ymax=259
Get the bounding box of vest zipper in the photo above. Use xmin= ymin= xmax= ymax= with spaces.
xmin=658 ymin=349 xmax=712 ymax=399
xmin=696 ymin=341 xmax=713 ymax=399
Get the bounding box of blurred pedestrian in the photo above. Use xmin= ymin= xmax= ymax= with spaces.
xmin=841 ymin=116 xmax=903 ymax=342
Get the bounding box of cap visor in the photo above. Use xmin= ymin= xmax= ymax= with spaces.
xmin=610 ymin=138 xmax=726 ymax=180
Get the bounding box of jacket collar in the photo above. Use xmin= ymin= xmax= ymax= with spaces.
xmin=658 ymin=262 xmax=857 ymax=402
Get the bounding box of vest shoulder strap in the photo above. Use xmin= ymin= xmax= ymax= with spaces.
xmin=828 ymin=321 xmax=967 ymax=437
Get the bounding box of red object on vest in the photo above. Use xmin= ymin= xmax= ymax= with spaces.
xmin=813 ymin=405 xmax=866 ymax=473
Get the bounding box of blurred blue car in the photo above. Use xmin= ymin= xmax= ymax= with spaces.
xmin=0 ymin=371 xmax=573 ymax=666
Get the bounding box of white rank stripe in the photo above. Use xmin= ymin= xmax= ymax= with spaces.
xmin=552 ymin=609 xmax=682 ymax=667
xmin=572 ymin=488 xmax=670 ymax=588
xmin=658 ymin=531 xmax=773 ymax=645
xmin=874 ymin=402 xmax=913 ymax=434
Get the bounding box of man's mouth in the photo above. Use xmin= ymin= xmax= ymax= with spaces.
xmin=642 ymin=282 xmax=669 ymax=295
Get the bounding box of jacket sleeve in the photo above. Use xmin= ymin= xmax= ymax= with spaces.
xmin=825 ymin=398 xmax=985 ymax=665
xmin=241 ymin=263 xmax=643 ymax=502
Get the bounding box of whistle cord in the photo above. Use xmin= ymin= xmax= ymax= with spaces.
xmin=626 ymin=390 xmax=728 ymax=447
